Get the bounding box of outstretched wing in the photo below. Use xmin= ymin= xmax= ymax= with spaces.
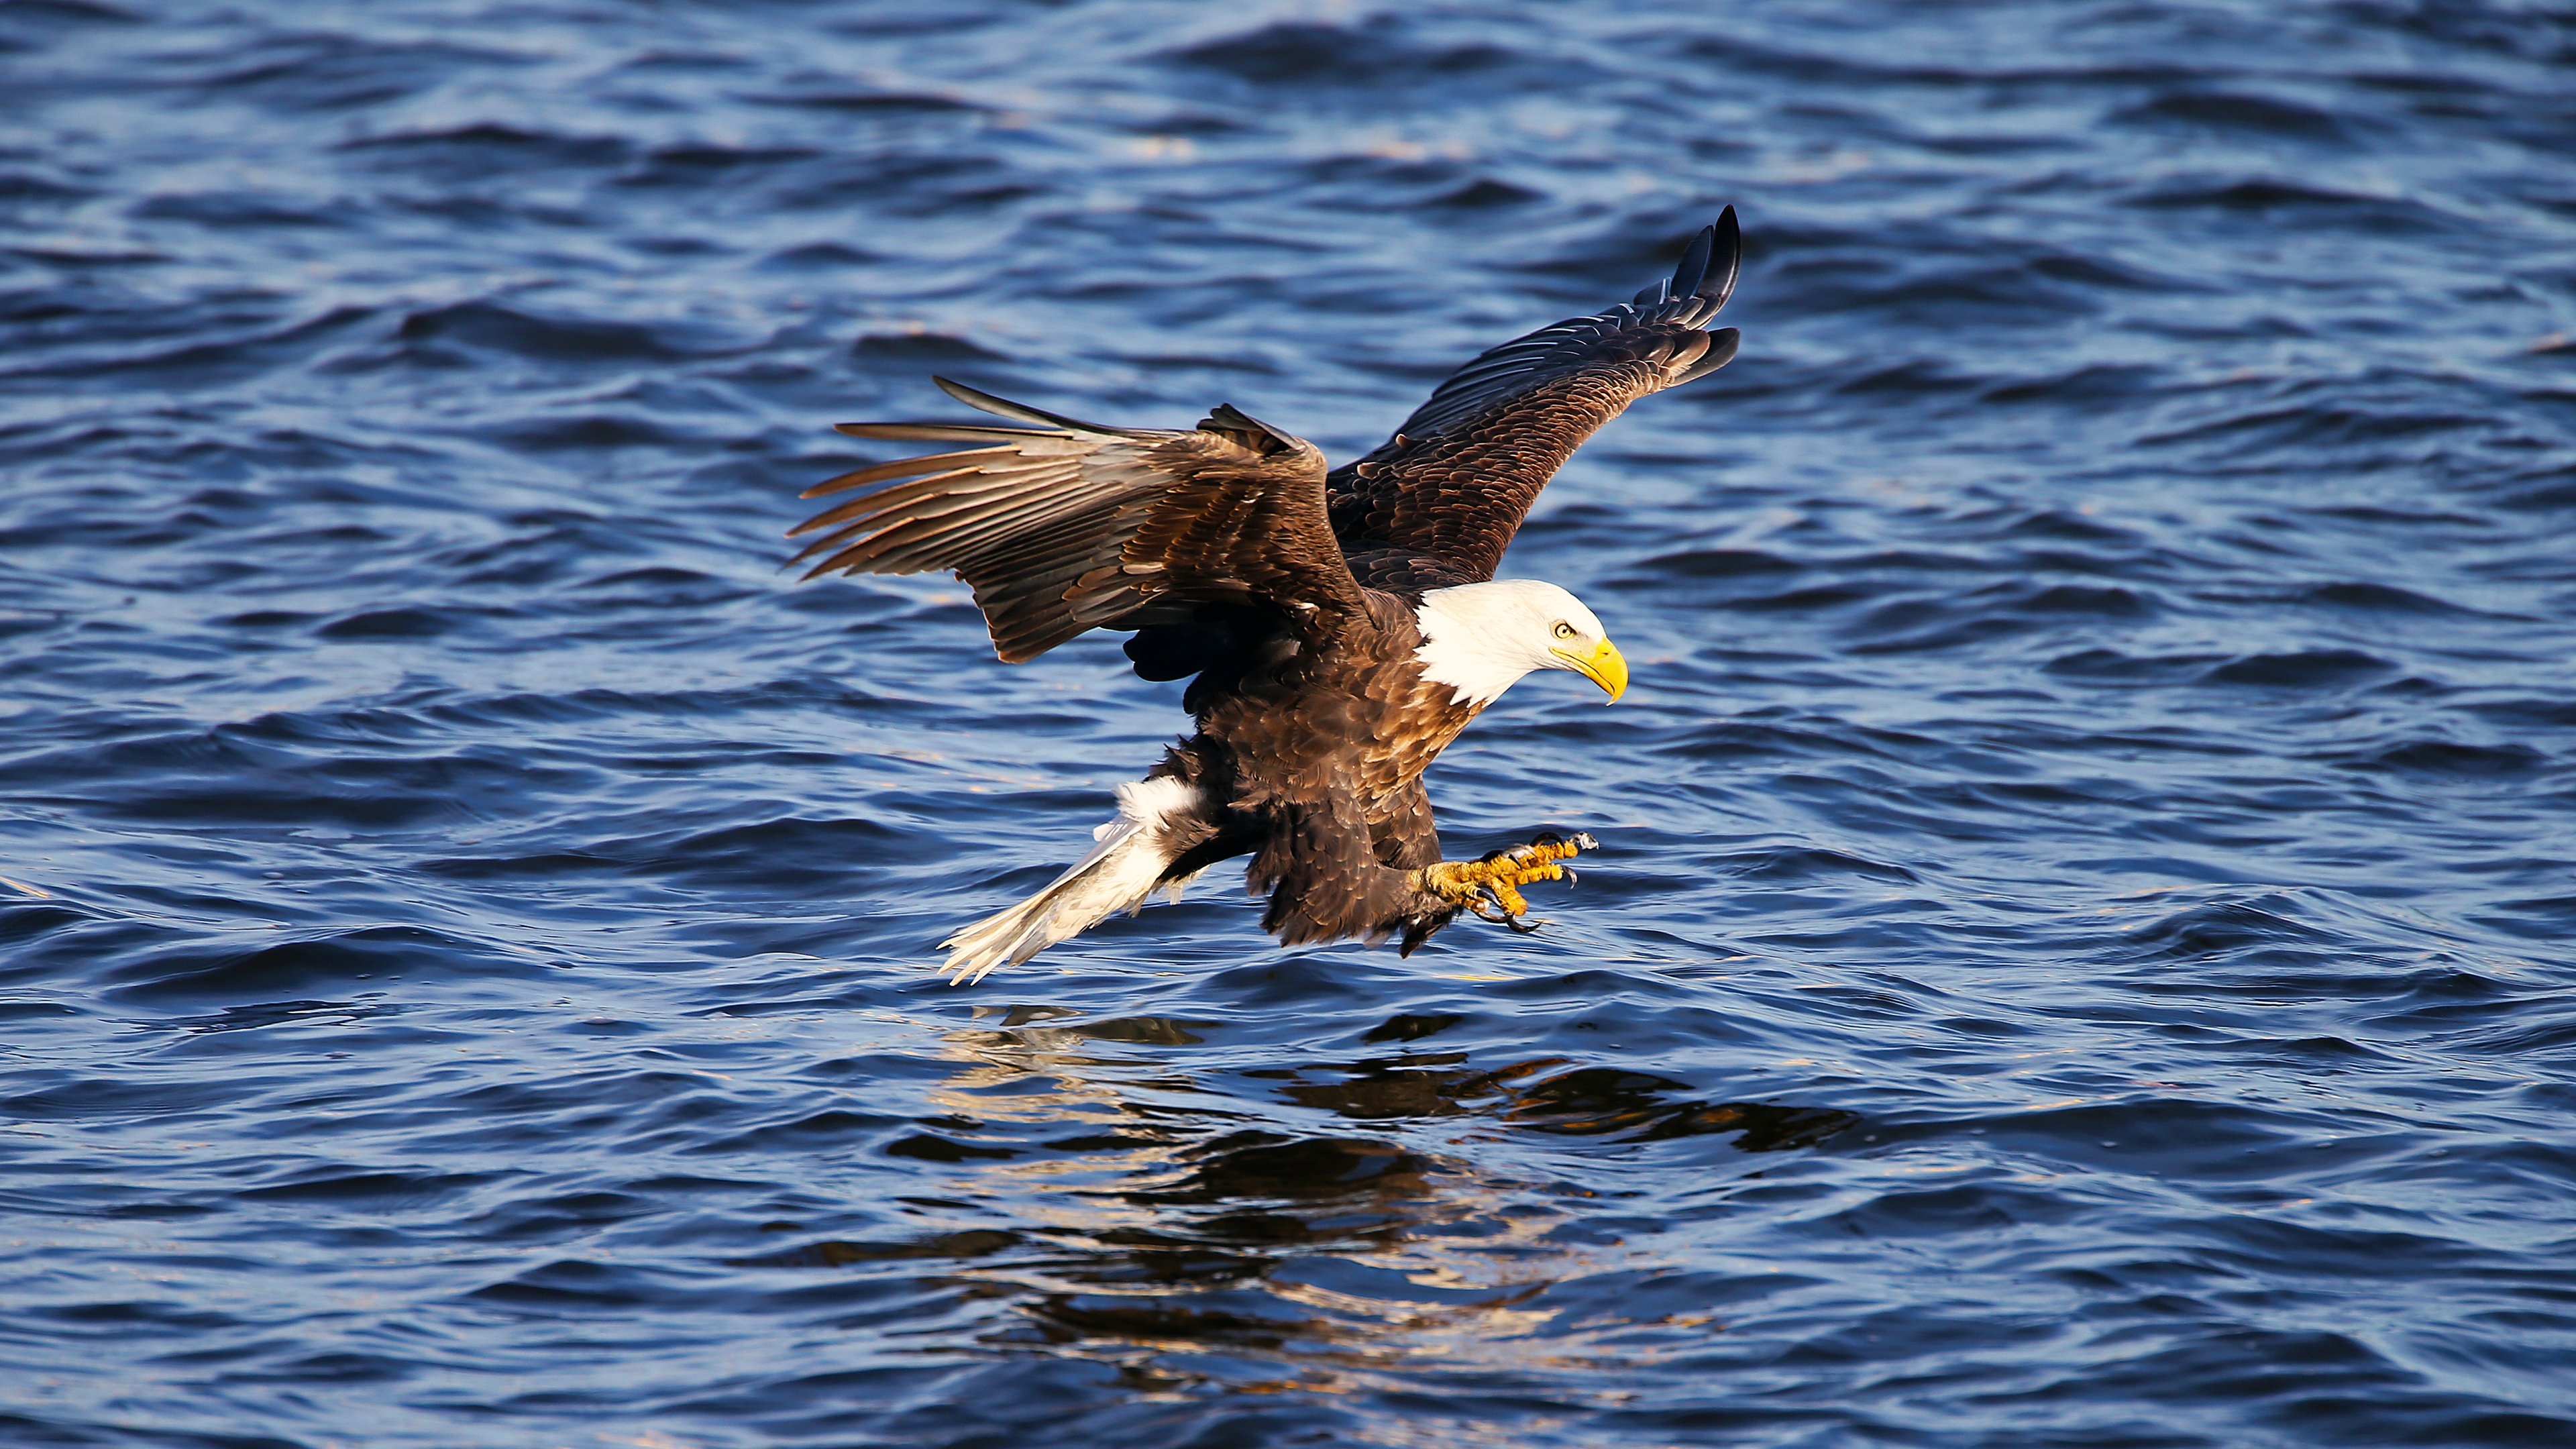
xmin=1327 ymin=207 xmax=1743 ymax=591
xmin=792 ymin=378 xmax=1366 ymax=663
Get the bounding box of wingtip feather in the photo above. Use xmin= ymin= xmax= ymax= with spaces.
xmin=932 ymin=374 xmax=1039 ymax=423
xmin=932 ymin=376 xmax=1145 ymax=438
xmin=1699 ymin=206 xmax=1741 ymax=313
xmin=1668 ymin=326 xmax=1740 ymax=387
xmin=1668 ymin=223 xmax=1715 ymax=304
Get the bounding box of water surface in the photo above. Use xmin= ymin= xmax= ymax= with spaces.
xmin=5 ymin=2 xmax=2576 ymax=1445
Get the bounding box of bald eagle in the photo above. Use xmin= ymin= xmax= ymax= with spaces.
xmin=792 ymin=209 xmax=1742 ymax=983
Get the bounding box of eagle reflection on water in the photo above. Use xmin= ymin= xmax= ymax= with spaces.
xmin=732 ymin=1008 xmax=1857 ymax=1404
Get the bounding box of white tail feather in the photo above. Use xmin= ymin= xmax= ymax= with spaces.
xmin=938 ymin=777 xmax=1202 ymax=985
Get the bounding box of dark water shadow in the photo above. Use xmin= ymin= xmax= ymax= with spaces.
xmin=729 ymin=1012 xmax=1856 ymax=1403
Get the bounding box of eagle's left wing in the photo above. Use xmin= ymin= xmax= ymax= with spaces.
xmin=1328 ymin=208 xmax=1742 ymax=592
xmin=791 ymin=378 xmax=1368 ymax=664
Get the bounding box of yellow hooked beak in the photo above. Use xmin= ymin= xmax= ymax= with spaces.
xmin=1552 ymin=637 xmax=1629 ymax=702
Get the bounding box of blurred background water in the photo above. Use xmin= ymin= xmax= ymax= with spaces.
xmin=5 ymin=2 xmax=2576 ymax=1445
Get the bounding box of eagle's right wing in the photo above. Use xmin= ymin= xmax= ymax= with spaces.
xmin=1327 ymin=209 xmax=1742 ymax=592
xmin=792 ymin=378 xmax=1368 ymax=663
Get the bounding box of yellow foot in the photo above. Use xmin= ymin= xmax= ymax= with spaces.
xmin=1411 ymin=831 xmax=1597 ymax=932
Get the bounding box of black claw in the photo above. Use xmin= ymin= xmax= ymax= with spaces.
xmin=1468 ymin=884 xmax=1539 ymax=933
xmin=1559 ymin=865 xmax=1578 ymax=886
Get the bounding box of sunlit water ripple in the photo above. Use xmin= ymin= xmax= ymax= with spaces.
xmin=5 ymin=2 xmax=2575 ymax=1446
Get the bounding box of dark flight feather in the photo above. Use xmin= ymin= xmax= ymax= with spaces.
xmin=1325 ymin=207 xmax=1743 ymax=591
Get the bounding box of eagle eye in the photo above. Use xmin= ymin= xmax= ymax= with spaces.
xmin=1551 ymin=621 xmax=1576 ymax=640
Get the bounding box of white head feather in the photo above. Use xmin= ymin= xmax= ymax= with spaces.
xmin=1412 ymin=579 xmax=1623 ymax=707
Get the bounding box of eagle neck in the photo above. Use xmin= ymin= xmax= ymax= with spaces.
xmin=1410 ymin=582 xmax=1546 ymax=708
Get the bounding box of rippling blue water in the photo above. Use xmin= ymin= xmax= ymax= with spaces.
xmin=6 ymin=2 xmax=2576 ymax=1445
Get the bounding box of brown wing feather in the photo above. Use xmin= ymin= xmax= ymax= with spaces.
xmin=790 ymin=380 xmax=1366 ymax=663
xmin=1327 ymin=207 xmax=1743 ymax=590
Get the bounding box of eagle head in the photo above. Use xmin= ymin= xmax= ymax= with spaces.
xmin=1412 ymin=580 xmax=1629 ymax=707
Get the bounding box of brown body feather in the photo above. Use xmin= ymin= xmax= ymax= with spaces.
xmin=1157 ymin=592 xmax=1481 ymax=949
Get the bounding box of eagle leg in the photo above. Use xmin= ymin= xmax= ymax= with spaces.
xmin=1411 ymin=831 xmax=1598 ymax=932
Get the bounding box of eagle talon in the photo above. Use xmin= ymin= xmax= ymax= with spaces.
xmin=1466 ymin=888 xmax=1544 ymax=932
xmin=1413 ymin=830 xmax=1597 ymax=928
